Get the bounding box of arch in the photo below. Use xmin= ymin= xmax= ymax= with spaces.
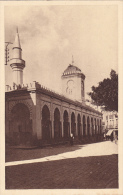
xmin=87 ymin=116 xmax=90 ymax=136
xmin=63 ymin=107 xmax=69 ymax=116
xmin=9 ymin=100 xmax=32 ymax=119
xmin=42 ymin=105 xmax=51 ymax=142
xmin=54 ymin=108 xmax=61 ymax=139
xmin=41 ymin=101 xmax=51 ymax=120
xmin=77 ymin=114 xmax=81 ymax=137
xmin=70 ymin=110 xmax=75 ymax=115
xmin=53 ymin=105 xmax=61 ymax=121
xmin=63 ymin=110 xmax=69 ymax=138
xmin=9 ymin=103 xmax=32 ymax=145
xmin=83 ymin=115 xmax=86 ymax=136
xmin=71 ymin=112 xmax=76 ymax=136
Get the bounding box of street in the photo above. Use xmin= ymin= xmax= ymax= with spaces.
xmin=5 ymin=141 xmax=118 ymax=189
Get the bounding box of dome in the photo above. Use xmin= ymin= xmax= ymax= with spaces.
xmin=63 ymin=64 xmax=81 ymax=75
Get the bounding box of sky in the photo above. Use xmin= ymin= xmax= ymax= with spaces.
xmin=5 ymin=5 xmax=118 ymax=99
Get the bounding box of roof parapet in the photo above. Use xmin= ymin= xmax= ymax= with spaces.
xmin=5 ymin=81 xmax=102 ymax=115
xmin=5 ymin=81 xmax=62 ymax=96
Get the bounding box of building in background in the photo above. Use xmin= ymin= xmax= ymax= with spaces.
xmin=102 ymin=111 xmax=118 ymax=140
xmin=102 ymin=111 xmax=118 ymax=131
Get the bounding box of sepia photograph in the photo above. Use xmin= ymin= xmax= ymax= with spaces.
xmin=0 ymin=1 xmax=123 ymax=195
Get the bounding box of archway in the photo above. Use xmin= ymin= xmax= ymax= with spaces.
xmin=95 ymin=119 xmax=97 ymax=134
xmin=87 ymin=116 xmax=90 ymax=136
xmin=97 ymin=119 xmax=99 ymax=134
xmin=63 ymin=110 xmax=69 ymax=138
xmin=71 ymin=112 xmax=76 ymax=136
xmin=100 ymin=119 xmax=102 ymax=134
xmin=83 ymin=115 xmax=86 ymax=136
xmin=54 ymin=108 xmax=61 ymax=139
xmin=10 ymin=103 xmax=32 ymax=145
xmin=42 ymin=105 xmax=51 ymax=142
xmin=77 ymin=114 xmax=81 ymax=137
xmin=91 ymin=118 xmax=94 ymax=135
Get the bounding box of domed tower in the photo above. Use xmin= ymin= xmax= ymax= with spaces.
xmin=61 ymin=57 xmax=85 ymax=103
xmin=9 ymin=28 xmax=25 ymax=86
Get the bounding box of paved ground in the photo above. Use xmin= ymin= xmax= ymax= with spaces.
xmin=5 ymin=141 xmax=118 ymax=189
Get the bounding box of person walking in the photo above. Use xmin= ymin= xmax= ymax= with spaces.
xmin=70 ymin=133 xmax=74 ymax=146
xmin=115 ymin=134 xmax=118 ymax=144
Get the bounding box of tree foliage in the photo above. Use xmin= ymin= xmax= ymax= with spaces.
xmin=88 ymin=70 xmax=118 ymax=111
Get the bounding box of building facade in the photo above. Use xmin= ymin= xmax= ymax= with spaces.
xmin=102 ymin=111 xmax=118 ymax=131
xmin=5 ymin=30 xmax=103 ymax=146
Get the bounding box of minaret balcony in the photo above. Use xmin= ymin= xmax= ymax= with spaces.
xmin=10 ymin=58 xmax=25 ymax=69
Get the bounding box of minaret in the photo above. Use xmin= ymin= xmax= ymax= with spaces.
xmin=10 ymin=28 xmax=25 ymax=86
xmin=61 ymin=56 xmax=85 ymax=103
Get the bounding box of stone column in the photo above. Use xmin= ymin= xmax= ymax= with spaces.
xmin=35 ymin=97 xmax=41 ymax=140
xmin=30 ymin=92 xmax=38 ymax=142
xmin=61 ymin=106 xmax=64 ymax=137
xmin=61 ymin=121 xmax=64 ymax=137
xmin=51 ymin=121 xmax=54 ymax=139
xmin=81 ymin=114 xmax=83 ymax=136
xmin=85 ymin=116 xmax=87 ymax=135
xmin=75 ymin=112 xmax=78 ymax=136
xmin=69 ymin=110 xmax=71 ymax=135
xmin=90 ymin=118 xmax=92 ymax=136
xmin=97 ymin=119 xmax=98 ymax=134
xmin=51 ymin=103 xmax=54 ymax=139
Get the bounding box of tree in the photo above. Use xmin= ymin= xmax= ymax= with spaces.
xmin=88 ymin=70 xmax=118 ymax=111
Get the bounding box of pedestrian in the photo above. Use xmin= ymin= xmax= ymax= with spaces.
xmin=115 ymin=134 xmax=118 ymax=144
xmin=111 ymin=132 xmax=113 ymax=142
xmin=70 ymin=133 xmax=74 ymax=146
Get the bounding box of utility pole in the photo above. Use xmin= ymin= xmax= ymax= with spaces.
xmin=5 ymin=42 xmax=13 ymax=65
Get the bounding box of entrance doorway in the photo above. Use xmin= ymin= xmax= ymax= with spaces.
xmin=10 ymin=103 xmax=32 ymax=145
xmin=71 ymin=112 xmax=76 ymax=136
xmin=77 ymin=114 xmax=81 ymax=137
xmin=83 ymin=115 xmax=86 ymax=136
xmin=42 ymin=105 xmax=51 ymax=142
xmin=87 ymin=116 xmax=90 ymax=136
xmin=63 ymin=110 xmax=69 ymax=138
xmin=54 ymin=108 xmax=61 ymax=139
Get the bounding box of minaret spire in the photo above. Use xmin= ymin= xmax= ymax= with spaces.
xmin=72 ymin=55 xmax=74 ymax=65
xmin=10 ymin=29 xmax=25 ymax=86
xmin=13 ymin=27 xmax=21 ymax=49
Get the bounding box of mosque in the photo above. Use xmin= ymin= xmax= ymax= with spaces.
xmin=5 ymin=30 xmax=103 ymax=146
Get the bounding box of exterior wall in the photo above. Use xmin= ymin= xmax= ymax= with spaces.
xmin=5 ymin=87 xmax=102 ymax=146
xmin=36 ymin=91 xmax=102 ymax=140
